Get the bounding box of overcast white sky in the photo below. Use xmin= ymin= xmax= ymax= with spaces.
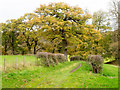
xmin=0 ymin=0 xmax=112 ymax=23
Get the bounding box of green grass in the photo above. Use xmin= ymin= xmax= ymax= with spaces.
xmin=0 ymin=55 xmax=36 ymax=64
xmin=2 ymin=60 xmax=118 ymax=88
xmin=104 ymin=57 xmax=116 ymax=63
xmin=0 ymin=55 xmax=37 ymax=72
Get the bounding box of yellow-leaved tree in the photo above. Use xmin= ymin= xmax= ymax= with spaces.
xmin=34 ymin=2 xmax=102 ymax=59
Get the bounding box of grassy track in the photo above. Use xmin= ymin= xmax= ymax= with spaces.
xmin=2 ymin=61 xmax=118 ymax=88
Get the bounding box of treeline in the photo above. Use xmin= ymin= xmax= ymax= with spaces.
xmin=1 ymin=2 xmax=119 ymax=59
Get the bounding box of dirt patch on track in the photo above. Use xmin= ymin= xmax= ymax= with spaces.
xmin=70 ymin=64 xmax=81 ymax=73
xmin=59 ymin=63 xmax=78 ymax=72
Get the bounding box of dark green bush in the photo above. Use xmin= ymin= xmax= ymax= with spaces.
xmin=87 ymin=55 xmax=104 ymax=73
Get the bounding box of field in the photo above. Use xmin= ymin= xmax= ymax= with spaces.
xmin=1 ymin=55 xmax=36 ymax=65
xmin=0 ymin=55 xmax=37 ymax=72
xmin=1 ymin=55 xmax=118 ymax=88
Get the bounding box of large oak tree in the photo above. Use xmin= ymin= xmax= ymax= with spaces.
xmin=35 ymin=2 xmax=102 ymax=59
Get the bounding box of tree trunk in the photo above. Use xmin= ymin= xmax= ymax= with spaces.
xmin=58 ymin=47 xmax=62 ymax=53
xmin=22 ymin=51 xmax=25 ymax=55
xmin=33 ymin=39 xmax=38 ymax=54
xmin=4 ymin=42 xmax=7 ymax=55
xmin=52 ymin=44 xmax=56 ymax=53
xmin=26 ymin=37 xmax=33 ymax=54
xmin=62 ymin=39 xmax=67 ymax=60
xmin=11 ymin=40 xmax=15 ymax=55
xmin=61 ymin=28 xmax=68 ymax=60
xmin=33 ymin=44 xmax=36 ymax=54
xmin=11 ymin=31 xmax=16 ymax=55
xmin=92 ymin=63 xmax=97 ymax=73
xmin=34 ymin=46 xmax=36 ymax=54
xmin=12 ymin=46 xmax=15 ymax=55
xmin=28 ymin=46 xmax=31 ymax=54
xmin=52 ymin=48 xmax=55 ymax=53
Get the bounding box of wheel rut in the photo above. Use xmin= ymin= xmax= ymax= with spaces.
xmin=70 ymin=63 xmax=81 ymax=73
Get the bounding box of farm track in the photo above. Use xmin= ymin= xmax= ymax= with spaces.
xmin=70 ymin=64 xmax=82 ymax=73
xmin=25 ymin=62 xmax=80 ymax=88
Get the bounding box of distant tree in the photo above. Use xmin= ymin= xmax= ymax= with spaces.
xmin=109 ymin=41 xmax=119 ymax=60
xmin=109 ymin=30 xmax=119 ymax=59
xmin=92 ymin=10 xmax=113 ymax=57
xmin=2 ymin=19 xmax=20 ymax=55
xmin=109 ymin=0 xmax=119 ymax=29
xmin=111 ymin=30 xmax=119 ymax=42
xmin=92 ymin=10 xmax=111 ymax=32
xmin=99 ymin=31 xmax=113 ymax=57
xmin=1 ymin=23 xmax=10 ymax=55
xmin=108 ymin=0 xmax=119 ymax=60
xmin=18 ymin=13 xmax=39 ymax=54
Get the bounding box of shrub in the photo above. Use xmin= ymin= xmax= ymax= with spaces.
xmin=36 ymin=52 xmax=49 ymax=67
xmin=87 ymin=55 xmax=104 ymax=73
xmin=70 ymin=56 xmax=83 ymax=61
xmin=55 ymin=53 xmax=66 ymax=63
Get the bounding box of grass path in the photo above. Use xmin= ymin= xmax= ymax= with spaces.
xmin=25 ymin=62 xmax=80 ymax=88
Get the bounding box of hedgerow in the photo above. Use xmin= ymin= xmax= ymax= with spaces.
xmin=36 ymin=52 xmax=67 ymax=67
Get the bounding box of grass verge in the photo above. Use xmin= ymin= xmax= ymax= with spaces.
xmin=2 ymin=61 xmax=118 ymax=88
